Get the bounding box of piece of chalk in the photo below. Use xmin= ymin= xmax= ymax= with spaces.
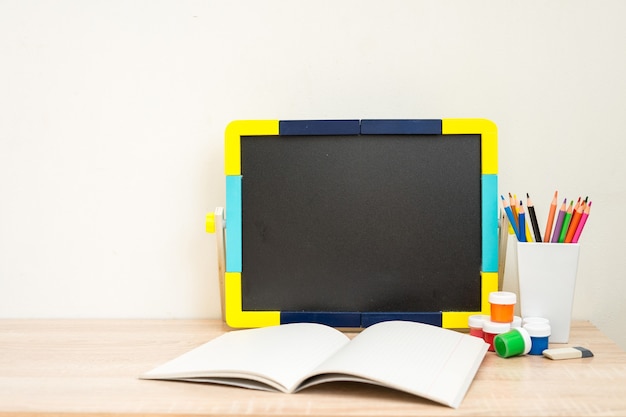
xmin=543 ymin=346 xmax=594 ymax=360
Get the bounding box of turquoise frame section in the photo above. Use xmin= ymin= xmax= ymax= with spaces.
xmin=482 ymin=174 xmax=498 ymax=273
xmin=225 ymin=175 xmax=242 ymax=273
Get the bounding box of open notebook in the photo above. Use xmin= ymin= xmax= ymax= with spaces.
xmin=141 ymin=320 xmax=488 ymax=409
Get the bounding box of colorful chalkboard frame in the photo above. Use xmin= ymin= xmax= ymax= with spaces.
xmin=215 ymin=119 xmax=498 ymax=329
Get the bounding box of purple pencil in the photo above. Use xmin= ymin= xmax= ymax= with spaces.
xmin=551 ymin=199 xmax=567 ymax=243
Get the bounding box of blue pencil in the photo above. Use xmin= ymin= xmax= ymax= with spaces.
xmin=518 ymin=200 xmax=526 ymax=242
xmin=500 ymin=195 xmax=521 ymax=240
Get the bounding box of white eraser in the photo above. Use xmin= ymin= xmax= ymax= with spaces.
xmin=543 ymin=346 xmax=594 ymax=360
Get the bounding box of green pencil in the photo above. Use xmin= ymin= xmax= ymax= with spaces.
xmin=558 ymin=200 xmax=574 ymax=243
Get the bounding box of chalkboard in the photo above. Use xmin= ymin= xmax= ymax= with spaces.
xmin=220 ymin=119 xmax=498 ymax=329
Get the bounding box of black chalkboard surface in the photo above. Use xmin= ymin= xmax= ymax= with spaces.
xmin=241 ymin=133 xmax=481 ymax=312
xmin=219 ymin=119 xmax=498 ymax=329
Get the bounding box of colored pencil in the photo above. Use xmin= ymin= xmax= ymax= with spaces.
xmin=558 ymin=200 xmax=575 ymax=243
xmin=526 ymin=193 xmax=542 ymax=242
xmin=509 ymin=193 xmax=519 ymax=225
xmin=551 ymin=199 xmax=567 ymax=243
xmin=501 ymin=195 xmax=521 ymax=240
xmin=513 ymin=193 xmax=533 ymax=242
xmin=543 ymin=191 xmax=558 ymax=242
xmin=504 ymin=193 xmax=515 ymax=235
xmin=571 ymin=201 xmax=591 ymax=243
xmin=565 ymin=200 xmax=585 ymax=243
xmin=518 ymin=200 xmax=526 ymax=242
xmin=505 ymin=192 xmax=518 ymax=234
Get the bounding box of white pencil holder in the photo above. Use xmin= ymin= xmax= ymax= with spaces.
xmin=516 ymin=242 xmax=580 ymax=343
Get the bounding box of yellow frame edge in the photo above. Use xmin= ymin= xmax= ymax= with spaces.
xmin=224 ymin=119 xmax=497 ymax=329
xmin=224 ymin=272 xmax=280 ymax=328
xmin=441 ymin=118 xmax=497 ymax=175
xmin=441 ymin=271 xmax=498 ymax=328
xmin=225 ymin=120 xmax=279 ymax=176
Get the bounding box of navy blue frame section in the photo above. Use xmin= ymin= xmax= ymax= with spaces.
xmin=361 ymin=312 xmax=443 ymax=327
xmin=279 ymin=120 xmax=360 ymax=136
xmin=281 ymin=311 xmax=362 ymax=328
xmin=281 ymin=311 xmax=443 ymax=327
xmin=360 ymin=119 xmax=442 ymax=135
xmin=276 ymin=119 xmax=447 ymax=328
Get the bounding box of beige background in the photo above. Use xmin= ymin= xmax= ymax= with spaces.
xmin=1 ymin=1 xmax=624 ymax=349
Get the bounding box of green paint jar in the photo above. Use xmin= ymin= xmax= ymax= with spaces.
xmin=494 ymin=327 xmax=532 ymax=358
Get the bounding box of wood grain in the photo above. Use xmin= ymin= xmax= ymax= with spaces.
xmin=0 ymin=320 xmax=624 ymax=416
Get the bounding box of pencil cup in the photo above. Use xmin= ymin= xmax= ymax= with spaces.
xmin=516 ymin=242 xmax=580 ymax=343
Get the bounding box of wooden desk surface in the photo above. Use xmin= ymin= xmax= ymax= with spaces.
xmin=0 ymin=320 xmax=625 ymax=416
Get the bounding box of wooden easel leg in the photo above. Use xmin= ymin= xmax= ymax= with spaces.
xmin=207 ymin=207 xmax=226 ymax=322
xmin=498 ymin=210 xmax=509 ymax=291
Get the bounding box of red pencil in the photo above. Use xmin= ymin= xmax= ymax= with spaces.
xmin=565 ymin=200 xmax=584 ymax=243
xmin=571 ymin=201 xmax=592 ymax=243
xmin=543 ymin=191 xmax=558 ymax=243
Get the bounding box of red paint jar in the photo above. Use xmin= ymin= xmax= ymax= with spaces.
xmin=483 ymin=320 xmax=511 ymax=352
xmin=468 ymin=314 xmax=489 ymax=338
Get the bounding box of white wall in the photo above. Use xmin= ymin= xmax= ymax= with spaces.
xmin=1 ymin=1 xmax=625 ymax=349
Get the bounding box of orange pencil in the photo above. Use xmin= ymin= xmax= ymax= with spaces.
xmin=543 ymin=191 xmax=558 ymax=242
xmin=565 ymin=200 xmax=585 ymax=243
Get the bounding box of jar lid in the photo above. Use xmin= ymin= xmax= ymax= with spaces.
xmin=511 ymin=316 xmax=522 ymax=328
xmin=483 ymin=320 xmax=511 ymax=334
xmin=524 ymin=322 xmax=551 ymax=337
xmin=522 ymin=316 xmax=550 ymax=326
xmin=494 ymin=327 xmax=532 ymax=358
xmin=516 ymin=327 xmax=532 ymax=354
xmin=489 ymin=291 xmax=517 ymax=305
xmin=468 ymin=314 xmax=489 ymax=328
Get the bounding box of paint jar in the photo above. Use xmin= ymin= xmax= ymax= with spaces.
xmin=489 ymin=291 xmax=517 ymax=323
xmin=483 ymin=320 xmax=511 ymax=352
xmin=494 ymin=327 xmax=532 ymax=358
xmin=522 ymin=316 xmax=550 ymax=326
xmin=524 ymin=322 xmax=551 ymax=355
xmin=468 ymin=315 xmax=489 ymax=338
xmin=511 ymin=316 xmax=522 ymax=328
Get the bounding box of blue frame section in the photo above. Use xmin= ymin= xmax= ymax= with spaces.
xmin=279 ymin=120 xmax=360 ymax=136
xmin=361 ymin=312 xmax=443 ymax=327
xmin=360 ymin=119 xmax=442 ymax=135
xmin=281 ymin=311 xmax=362 ymax=328
xmin=482 ymin=174 xmax=498 ymax=272
xmin=225 ymin=175 xmax=242 ymax=273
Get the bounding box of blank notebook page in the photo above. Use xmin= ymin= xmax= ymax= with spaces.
xmin=306 ymin=321 xmax=487 ymax=407
xmin=143 ymin=323 xmax=350 ymax=392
